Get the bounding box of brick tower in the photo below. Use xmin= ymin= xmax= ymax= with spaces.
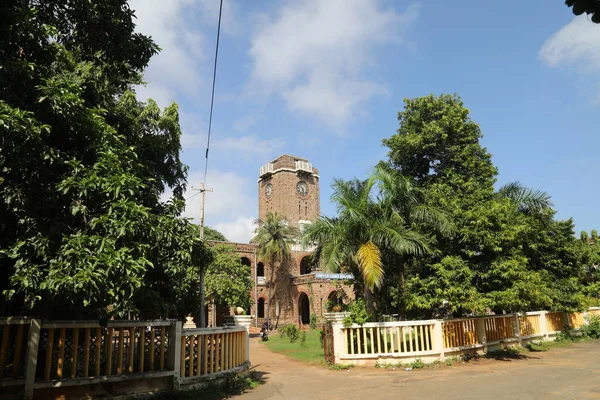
xmin=257 ymin=154 xmax=320 ymax=229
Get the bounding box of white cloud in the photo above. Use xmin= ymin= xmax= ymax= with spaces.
xmin=130 ymin=0 xmax=207 ymax=107
xmin=214 ymin=217 xmax=256 ymax=243
xmin=214 ymin=135 xmax=285 ymax=158
xmin=161 ymin=169 xmax=257 ymax=243
xmin=233 ymin=111 xmax=264 ymax=132
xmin=540 ymin=16 xmax=600 ymax=71
xmin=248 ymin=0 xmax=418 ymax=129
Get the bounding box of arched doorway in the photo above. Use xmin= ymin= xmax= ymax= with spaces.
xmin=300 ymin=256 xmax=312 ymax=275
xmin=257 ymin=298 xmax=265 ymax=318
xmin=298 ymin=293 xmax=310 ymax=324
xmin=327 ymin=291 xmax=342 ymax=312
xmin=241 ymin=257 xmax=251 ymax=267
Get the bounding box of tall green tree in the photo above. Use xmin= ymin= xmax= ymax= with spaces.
xmin=0 ymin=0 xmax=206 ymax=318
xmin=253 ymin=212 xmax=297 ymax=321
xmin=205 ymin=245 xmax=253 ymax=312
xmin=303 ymin=166 xmax=441 ymax=314
xmin=384 ymin=94 xmax=587 ymax=316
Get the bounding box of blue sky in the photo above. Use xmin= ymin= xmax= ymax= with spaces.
xmin=131 ymin=0 xmax=600 ymax=242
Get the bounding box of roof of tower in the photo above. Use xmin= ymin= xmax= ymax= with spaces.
xmin=258 ymin=154 xmax=319 ymax=180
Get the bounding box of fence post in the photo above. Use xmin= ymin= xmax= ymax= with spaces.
xmin=561 ymin=312 xmax=570 ymax=331
xmin=167 ymin=321 xmax=182 ymax=384
xmin=539 ymin=312 xmax=548 ymax=339
xmin=244 ymin=328 xmax=250 ymax=364
xmin=331 ymin=323 xmax=346 ymax=364
xmin=24 ymin=319 xmax=42 ymax=400
xmin=432 ymin=320 xmax=444 ymax=361
xmin=475 ymin=317 xmax=487 ymax=354
xmin=513 ymin=314 xmax=521 ymax=346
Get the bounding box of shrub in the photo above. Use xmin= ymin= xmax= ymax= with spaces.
xmin=284 ymin=324 xmax=301 ymax=343
xmin=342 ymin=299 xmax=370 ymax=328
xmin=309 ymin=314 xmax=318 ymax=330
xmin=300 ymin=331 xmax=307 ymax=347
xmin=582 ymin=315 xmax=600 ymax=339
xmin=410 ymin=358 xmax=425 ymax=369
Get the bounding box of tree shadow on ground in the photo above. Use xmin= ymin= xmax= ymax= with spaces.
xmin=483 ymin=349 xmax=537 ymax=361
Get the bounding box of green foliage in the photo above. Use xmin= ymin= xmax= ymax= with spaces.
xmin=582 ymin=315 xmax=600 ymax=339
xmin=205 ymin=245 xmax=253 ymax=310
xmin=379 ymin=94 xmax=591 ymax=317
xmin=309 ymin=314 xmax=318 ymax=330
xmin=300 ymin=331 xmax=307 ymax=347
xmin=343 ymin=299 xmax=371 ymax=327
xmin=283 ymin=324 xmax=301 ymax=343
xmin=0 ymin=0 xmax=208 ymax=318
xmin=410 ymin=358 xmax=425 ymax=369
xmin=200 ymin=226 xmax=228 ymax=242
xmin=253 ymin=212 xmax=298 ymax=319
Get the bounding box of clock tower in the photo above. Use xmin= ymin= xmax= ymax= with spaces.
xmin=258 ymin=154 xmax=320 ymax=229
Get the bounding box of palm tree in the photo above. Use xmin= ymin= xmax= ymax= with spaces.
xmin=252 ymin=212 xmax=297 ymax=323
xmin=302 ymin=166 xmax=449 ymax=314
xmin=497 ymin=182 xmax=552 ymax=215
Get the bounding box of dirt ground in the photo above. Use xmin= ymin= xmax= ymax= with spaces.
xmin=237 ymin=336 xmax=600 ymax=400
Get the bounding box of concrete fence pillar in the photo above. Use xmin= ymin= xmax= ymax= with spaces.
xmin=539 ymin=312 xmax=548 ymax=338
xmin=432 ymin=320 xmax=445 ymax=360
xmin=167 ymin=321 xmax=182 ymax=382
xmin=475 ymin=317 xmax=487 ymax=354
xmin=24 ymin=319 xmax=42 ymax=400
xmin=513 ymin=314 xmax=521 ymax=346
xmin=331 ymin=322 xmax=346 ymax=364
xmin=244 ymin=329 xmax=250 ymax=363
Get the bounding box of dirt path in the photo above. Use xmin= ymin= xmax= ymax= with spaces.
xmin=238 ymin=337 xmax=600 ymax=400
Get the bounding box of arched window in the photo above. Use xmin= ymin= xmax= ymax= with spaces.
xmin=258 ymin=298 xmax=265 ymax=318
xmin=257 ymin=262 xmax=264 ymax=277
xmin=300 ymin=256 xmax=312 ymax=275
xmin=241 ymin=257 xmax=251 ymax=267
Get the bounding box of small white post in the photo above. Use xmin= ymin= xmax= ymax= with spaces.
xmin=331 ymin=322 xmax=346 ymax=364
xmin=433 ymin=320 xmax=445 ymax=361
xmin=475 ymin=317 xmax=487 ymax=354
xmin=539 ymin=312 xmax=548 ymax=338
xmin=24 ymin=319 xmax=42 ymax=400
xmin=244 ymin=329 xmax=250 ymax=364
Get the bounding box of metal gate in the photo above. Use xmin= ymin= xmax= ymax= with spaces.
xmin=321 ymin=323 xmax=335 ymax=364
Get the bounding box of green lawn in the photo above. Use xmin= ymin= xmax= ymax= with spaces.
xmin=263 ymin=329 xmax=325 ymax=365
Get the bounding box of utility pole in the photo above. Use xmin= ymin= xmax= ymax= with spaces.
xmin=192 ymin=183 xmax=213 ymax=327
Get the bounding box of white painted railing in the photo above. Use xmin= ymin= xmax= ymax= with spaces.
xmin=329 ymin=307 xmax=600 ymax=366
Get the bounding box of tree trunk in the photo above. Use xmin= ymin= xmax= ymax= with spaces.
xmin=265 ymin=256 xmax=276 ymax=324
xmin=397 ymin=260 xmax=406 ymax=320
xmin=364 ymin=285 xmax=375 ymax=316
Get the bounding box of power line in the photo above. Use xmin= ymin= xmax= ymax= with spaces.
xmin=203 ymin=0 xmax=224 ymax=185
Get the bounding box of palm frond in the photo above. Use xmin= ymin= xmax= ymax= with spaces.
xmin=498 ymin=181 xmax=553 ymax=214
xmin=357 ymin=241 xmax=384 ymax=290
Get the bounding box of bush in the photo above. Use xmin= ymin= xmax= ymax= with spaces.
xmin=309 ymin=314 xmax=318 ymax=330
xmin=410 ymin=358 xmax=425 ymax=369
xmin=300 ymin=331 xmax=307 ymax=347
xmin=582 ymin=315 xmax=600 ymax=339
xmin=343 ymin=299 xmax=370 ymax=328
xmin=284 ymin=324 xmax=301 ymax=343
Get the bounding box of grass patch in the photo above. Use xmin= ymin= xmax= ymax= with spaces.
xmin=143 ymin=371 xmax=262 ymax=400
xmin=264 ymin=329 xmax=324 ymax=365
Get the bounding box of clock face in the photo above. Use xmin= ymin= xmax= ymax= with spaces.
xmin=265 ymin=183 xmax=273 ymax=198
xmin=296 ymin=181 xmax=309 ymax=197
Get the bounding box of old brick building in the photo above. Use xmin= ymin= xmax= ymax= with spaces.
xmin=209 ymin=155 xmax=354 ymax=327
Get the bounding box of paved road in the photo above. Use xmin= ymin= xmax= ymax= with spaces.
xmin=238 ymin=337 xmax=600 ymax=400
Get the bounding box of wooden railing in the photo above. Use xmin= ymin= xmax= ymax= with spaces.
xmin=484 ymin=315 xmax=515 ymax=342
xmin=545 ymin=312 xmax=564 ymax=332
xmin=180 ymin=326 xmax=248 ymax=379
xmin=0 ymin=318 xmax=31 ymax=381
xmin=0 ymin=318 xmax=250 ymax=399
xmin=331 ymin=307 xmax=600 ymax=366
xmin=342 ymin=321 xmax=436 ymax=356
xmin=518 ymin=314 xmax=541 ymax=337
xmin=38 ymin=320 xmax=173 ymax=382
xmin=443 ymin=318 xmax=478 ymax=348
